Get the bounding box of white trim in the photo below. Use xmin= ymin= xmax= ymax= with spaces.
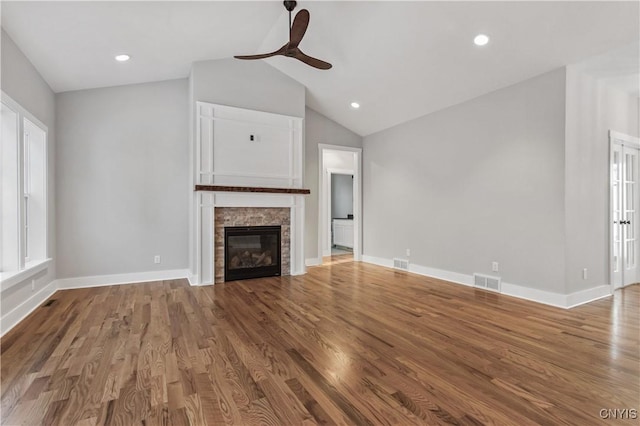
xmin=361 ymin=255 xmax=393 ymax=268
xmin=566 ymin=285 xmax=612 ymax=308
xmin=609 ymin=138 xmax=617 ymax=289
xmin=1 ymin=92 xmax=49 ymax=279
xmin=317 ymin=144 xmax=362 ymax=153
xmin=361 ymin=255 xmax=612 ymax=309
xmin=195 ymin=101 xmax=304 ymax=188
xmin=200 ymin=171 xmax=301 ymax=180
xmin=305 ymin=258 xmax=322 ymax=267
xmin=0 ymin=258 xmax=52 ymax=291
xmin=610 ymin=130 xmax=640 ymax=149
xmin=1 ymin=278 xmax=57 ymax=336
xmin=326 ymin=168 xmax=356 ymax=175
xmin=187 ymin=273 xmax=199 ymax=287
xmin=609 ymin=130 xmax=640 ymax=289
xmin=56 ymin=269 xmax=189 ymax=290
xmin=1 ymin=93 xmax=47 ymax=130
xmin=409 ymin=263 xmax=473 ymax=287
xmin=500 ymin=282 xmax=567 ymax=308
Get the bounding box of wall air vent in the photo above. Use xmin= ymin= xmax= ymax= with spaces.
xmin=393 ymin=258 xmax=409 ymax=271
xmin=473 ymin=273 xmax=501 ymax=292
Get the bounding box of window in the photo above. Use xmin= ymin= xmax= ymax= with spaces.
xmin=1 ymin=94 xmax=48 ymax=281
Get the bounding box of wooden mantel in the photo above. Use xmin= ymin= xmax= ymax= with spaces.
xmin=195 ymin=185 xmax=310 ymax=195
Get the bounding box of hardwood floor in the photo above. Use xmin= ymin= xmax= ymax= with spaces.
xmin=1 ymin=260 xmax=638 ymax=425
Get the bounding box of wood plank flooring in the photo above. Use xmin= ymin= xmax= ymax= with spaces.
xmin=1 ymin=259 xmax=638 ymax=425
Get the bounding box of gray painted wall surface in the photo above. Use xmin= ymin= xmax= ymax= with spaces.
xmin=332 ymin=174 xmax=354 ymax=219
xmin=56 ymin=79 xmax=189 ymax=278
xmin=565 ymin=66 xmax=640 ymax=293
xmin=1 ymin=30 xmax=57 ymax=313
xmin=305 ymin=107 xmax=362 ymax=260
xmin=363 ymin=68 xmax=567 ymax=293
xmin=191 ymin=59 xmax=305 ymax=118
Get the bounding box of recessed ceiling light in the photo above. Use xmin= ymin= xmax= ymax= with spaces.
xmin=474 ymin=34 xmax=489 ymax=46
xmin=115 ymin=54 xmax=130 ymax=62
xmin=350 ymin=102 xmax=360 ymax=109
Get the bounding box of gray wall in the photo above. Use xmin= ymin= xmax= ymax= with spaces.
xmin=56 ymin=79 xmax=189 ymax=278
xmin=305 ymin=107 xmax=363 ymax=261
xmin=1 ymin=30 xmax=57 ymax=313
xmin=331 ymin=174 xmax=353 ymax=218
xmin=191 ymin=59 xmax=305 ymax=118
xmin=363 ymin=68 xmax=567 ymax=293
xmin=565 ymin=66 xmax=640 ymax=293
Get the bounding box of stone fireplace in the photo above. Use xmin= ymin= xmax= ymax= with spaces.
xmin=214 ymin=207 xmax=290 ymax=282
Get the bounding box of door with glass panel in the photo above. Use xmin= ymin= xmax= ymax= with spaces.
xmin=611 ymin=133 xmax=640 ymax=289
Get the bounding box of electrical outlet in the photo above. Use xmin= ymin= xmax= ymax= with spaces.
xmin=406 ymin=248 xmax=411 ymax=257
xmin=154 ymin=255 xmax=161 ymax=264
xmin=492 ymin=262 xmax=499 ymax=272
xmin=583 ymin=268 xmax=588 ymax=280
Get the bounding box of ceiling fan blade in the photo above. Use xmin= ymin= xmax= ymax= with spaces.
xmin=234 ymin=44 xmax=287 ymax=60
xmin=293 ymin=49 xmax=332 ymax=70
xmin=289 ymin=9 xmax=309 ymax=48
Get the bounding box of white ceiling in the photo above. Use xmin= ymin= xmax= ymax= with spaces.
xmin=573 ymin=41 xmax=640 ymax=97
xmin=2 ymin=1 xmax=639 ymax=136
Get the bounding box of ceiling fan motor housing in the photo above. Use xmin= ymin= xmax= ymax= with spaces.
xmin=284 ymin=1 xmax=297 ymax=12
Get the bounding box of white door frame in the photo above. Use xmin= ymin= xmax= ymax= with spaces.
xmin=609 ymin=130 xmax=640 ymax=289
xmin=318 ymin=144 xmax=362 ymax=263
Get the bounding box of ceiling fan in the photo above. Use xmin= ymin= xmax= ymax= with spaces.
xmin=234 ymin=1 xmax=332 ymax=70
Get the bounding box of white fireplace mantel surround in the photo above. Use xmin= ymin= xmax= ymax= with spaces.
xmin=193 ymin=190 xmax=305 ymax=285
xmin=190 ymin=102 xmax=306 ymax=286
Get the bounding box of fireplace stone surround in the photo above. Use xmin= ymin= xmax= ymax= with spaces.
xmin=215 ymin=207 xmax=290 ymax=283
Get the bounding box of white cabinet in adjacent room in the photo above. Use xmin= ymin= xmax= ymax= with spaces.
xmin=332 ymin=219 xmax=354 ymax=248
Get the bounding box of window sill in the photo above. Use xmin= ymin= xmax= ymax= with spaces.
xmin=0 ymin=258 xmax=52 ymax=292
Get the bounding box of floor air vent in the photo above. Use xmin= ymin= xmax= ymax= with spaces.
xmin=393 ymin=258 xmax=409 ymax=271
xmin=473 ymin=274 xmax=501 ymax=292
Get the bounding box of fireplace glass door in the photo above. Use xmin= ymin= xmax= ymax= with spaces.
xmin=224 ymin=226 xmax=281 ymax=281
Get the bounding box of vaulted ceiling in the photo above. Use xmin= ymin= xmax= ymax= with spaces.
xmin=2 ymin=1 xmax=638 ymax=136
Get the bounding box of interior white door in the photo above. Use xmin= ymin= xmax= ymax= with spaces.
xmin=611 ymin=139 xmax=639 ymax=289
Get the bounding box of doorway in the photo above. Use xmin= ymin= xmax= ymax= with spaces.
xmin=330 ymin=172 xmax=354 ymax=256
xmin=318 ymin=144 xmax=362 ymax=264
xmin=610 ymin=131 xmax=640 ymax=289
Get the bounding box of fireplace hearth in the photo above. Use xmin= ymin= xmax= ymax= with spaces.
xmin=224 ymin=226 xmax=281 ymax=281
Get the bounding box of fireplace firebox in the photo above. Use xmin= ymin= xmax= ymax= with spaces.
xmin=224 ymin=226 xmax=281 ymax=281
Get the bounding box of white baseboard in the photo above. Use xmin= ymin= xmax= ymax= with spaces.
xmin=56 ymin=269 xmax=189 ymax=290
xmin=187 ymin=272 xmax=198 ymax=286
xmin=409 ymin=263 xmax=473 ymax=287
xmin=361 ymin=255 xmax=393 ymax=268
xmin=1 ymin=279 xmax=58 ymax=336
xmin=305 ymin=258 xmax=322 ymax=267
xmin=566 ymin=285 xmax=612 ymax=308
xmin=363 ymin=255 xmax=472 ymax=286
xmin=500 ymin=282 xmax=566 ymax=308
xmin=361 ymin=255 xmax=611 ymax=309
xmin=322 ymin=249 xmax=331 ymax=257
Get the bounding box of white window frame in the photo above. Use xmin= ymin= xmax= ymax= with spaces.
xmin=0 ymin=92 xmax=50 ymax=290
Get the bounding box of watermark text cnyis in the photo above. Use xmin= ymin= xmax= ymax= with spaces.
xmin=599 ymin=408 xmax=637 ymax=420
